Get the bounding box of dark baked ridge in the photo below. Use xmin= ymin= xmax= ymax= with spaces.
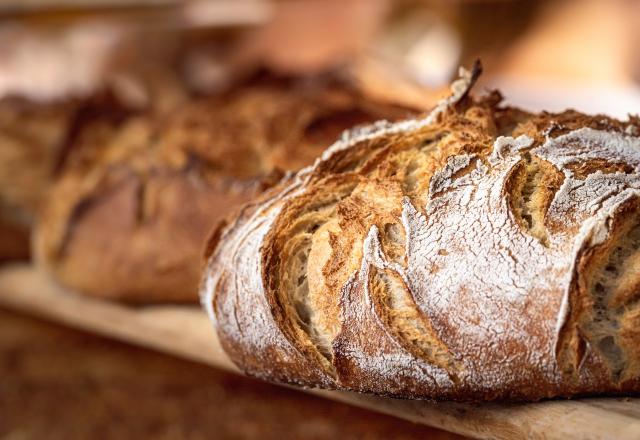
xmin=35 ymin=71 xmax=418 ymax=303
xmin=202 ymin=67 xmax=640 ymax=401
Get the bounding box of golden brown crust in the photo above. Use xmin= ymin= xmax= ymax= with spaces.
xmin=202 ymin=69 xmax=640 ymax=401
xmin=36 ymin=71 xmax=422 ymax=303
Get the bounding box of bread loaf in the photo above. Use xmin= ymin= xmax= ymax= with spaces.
xmin=201 ymin=64 xmax=640 ymax=401
xmin=35 ymin=70 xmax=421 ymax=303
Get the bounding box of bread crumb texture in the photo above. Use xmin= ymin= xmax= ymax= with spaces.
xmin=202 ymin=67 xmax=640 ymax=401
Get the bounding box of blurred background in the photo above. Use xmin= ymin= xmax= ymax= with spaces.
xmin=1 ymin=0 xmax=639 ymax=112
xmin=1 ymin=0 xmax=639 ymax=438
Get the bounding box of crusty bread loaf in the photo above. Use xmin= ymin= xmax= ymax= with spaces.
xmin=201 ymin=64 xmax=640 ymax=401
xmin=0 ymin=93 xmax=137 ymax=261
xmin=35 ymin=70 xmax=421 ymax=303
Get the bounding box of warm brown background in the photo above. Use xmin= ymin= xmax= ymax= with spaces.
xmin=0 ymin=308 xmax=466 ymax=439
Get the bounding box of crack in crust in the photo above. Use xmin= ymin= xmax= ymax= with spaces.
xmin=202 ymin=67 xmax=640 ymax=401
xmin=505 ymin=153 xmax=565 ymax=246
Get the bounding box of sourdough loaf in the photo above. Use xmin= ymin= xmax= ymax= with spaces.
xmin=35 ymin=70 xmax=421 ymax=303
xmin=201 ymin=64 xmax=640 ymax=401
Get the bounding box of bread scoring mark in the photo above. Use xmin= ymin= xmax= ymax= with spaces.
xmin=505 ymin=154 xmax=564 ymax=246
xmin=202 ymin=174 xmax=303 ymax=322
xmin=531 ymin=129 xmax=640 ymax=379
xmin=361 ymin=219 xmax=462 ymax=380
xmin=402 ymin=137 xmax=444 ymax=195
xmin=202 ymin=172 xmax=341 ymax=386
xmin=567 ymin=159 xmax=634 ymax=179
xmin=564 ymin=197 xmax=640 ymax=381
xmin=268 ymin=181 xmax=360 ymax=373
xmin=401 ymin=164 xmax=561 ymax=390
xmin=381 ymin=222 xmax=406 ymax=264
xmin=334 ymin=268 xmax=456 ymax=396
xmin=552 ymin=187 xmax=640 ymax=369
xmin=332 ymin=227 xmax=455 ymax=391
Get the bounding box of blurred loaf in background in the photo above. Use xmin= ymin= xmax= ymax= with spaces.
xmin=0 ymin=21 xmax=192 ymax=262
xmin=34 ymin=66 xmax=426 ymax=303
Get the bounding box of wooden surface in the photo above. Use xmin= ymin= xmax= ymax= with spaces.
xmin=1 ymin=264 xmax=639 ymax=440
xmin=1 ymin=308 xmax=463 ymax=439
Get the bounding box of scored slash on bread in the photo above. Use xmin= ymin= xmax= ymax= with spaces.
xmin=201 ymin=62 xmax=640 ymax=401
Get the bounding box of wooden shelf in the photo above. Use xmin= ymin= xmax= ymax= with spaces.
xmin=1 ymin=264 xmax=639 ymax=440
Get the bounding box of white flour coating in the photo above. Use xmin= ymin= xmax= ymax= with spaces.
xmin=362 ymin=225 xmax=407 ymax=278
xmin=488 ymin=135 xmax=533 ymax=165
xmin=535 ymin=127 xmax=640 ymax=171
xmin=357 ymin=130 xmax=640 ymax=387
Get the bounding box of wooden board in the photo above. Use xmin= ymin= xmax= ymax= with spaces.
xmin=1 ymin=263 xmax=639 ymax=440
